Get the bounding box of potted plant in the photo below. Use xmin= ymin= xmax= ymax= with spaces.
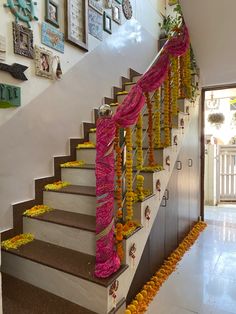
xmin=208 ymin=113 xmax=225 ymax=128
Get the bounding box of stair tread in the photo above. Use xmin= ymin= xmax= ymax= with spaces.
xmin=44 ymin=184 xmax=96 ymax=196
xmin=2 ymin=273 xmax=96 ymax=314
xmin=62 ymin=164 xmax=95 ymax=170
xmin=28 ymin=209 xmax=96 ymax=232
xmin=2 ymin=239 xmax=128 ymax=287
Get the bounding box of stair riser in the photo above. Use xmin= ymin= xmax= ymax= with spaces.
xmin=117 ymin=94 xmax=127 ymax=103
xmin=1 ymin=252 xmax=112 ymax=314
xmin=23 ymin=217 xmax=96 ymax=255
xmin=61 ymin=168 xmax=96 ymax=187
xmin=89 ymin=132 xmax=96 ymax=144
xmin=124 ymin=83 xmax=136 ymax=92
xmin=178 ymin=98 xmax=191 ymax=114
xmin=132 ymin=76 xmax=141 ymax=83
xmin=76 ymin=149 xmax=96 ymax=164
xmin=138 ymin=169 xmax=168 ymax=196
xmin=43 ymin=191 xmax=96 ymax=216
xmin=133 ymin=149 xmax=166 ymax=167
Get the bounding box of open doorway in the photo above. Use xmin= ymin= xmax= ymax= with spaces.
xmin=202 ymin=85 xmax=236 ymax=225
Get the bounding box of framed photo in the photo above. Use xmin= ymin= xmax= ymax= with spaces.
xmin=41 ymin=22 xmax=64 ymax=53
xmin=88 ymin=0 xmax=103 ymax=15
xmin=0 ymin=35 xmax=6 ymax=61
xmin=45 ymin=0 xmax=59 ymax=28
xmin=88 ymin=7 xmax=103 ymax=41
xmin=65 ymin=0 xmax=88 ymax=51
xmin=114 ymin=0 xmax=122 ymax=3
xmin=103 ymin=12 xmax=112 ymax=34
xmin=112 ymin=3 xmax=121 ymax=24
xmin=12 ymin=22 xmax=34 ymax=59
xmin=35 ymin=45 xmax=53 ymax=79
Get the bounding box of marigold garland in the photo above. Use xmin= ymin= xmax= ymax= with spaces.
xmin=117 ymin=91 xmax=128 ymax=95
xmin=163 ymin=74 xmax=171 ymax=147
xmin=89 ymin=128 xmax=96 ymax=133
xmin=125 ymin=221 xmax=207 ymax=314
xmin=123 ymin=220 xmax=140 ymax=238
xmin=60 ymin=160 xmax=85 ymax=168
xmin=125 ymin=127 xmax=134 ymax=221
xmin=171 ymin=56 xmax=178 ymax=116
xmin=136 ymin=114 xmax=143 ymax=171
xmin=183 ymin=47 xmax=192 ymax=99
xmin=44 ymin=181 xmax=71 ymax=191
xmin=23 ymin=205 xmax=53 ymax=217
xmin=1 ymin=233 xmax=34 ymax=250
xmin=179 ymin=55 xmax=185 ymax=98
xmin=115 ymin=125 xmax=123 ymax=220
xmin=135 ymin=175 xmax=145 ymax=201
xmin=115 ymin=222 xmax=124 ymax=261
xmin=145 ymin=92 xmax=155 ymax=166
xmin=77 ymin=142 xmax=96 ymax=149
xmin=140 ymin=165 xmax=163 ymax=172
xmin=153 ymin=88 xmax=162 ymax=149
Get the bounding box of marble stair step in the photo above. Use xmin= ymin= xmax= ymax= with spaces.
xmin=76 ymin=148 xmax=96 ymax=164
xmin=61 ymin=164 xmax=95 ymax=186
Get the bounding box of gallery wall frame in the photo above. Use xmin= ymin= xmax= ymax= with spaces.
xmin=65 ymin=0 xmax=88 ymax=51
xmin=34 ymin=45 xmax=54 ymax=79
xmin=88 ymin=7 xmax=103 ymax=41
xmin=103 ymin=11 xmax=112 ymax=34
xmin=0 ymin=35 xmax=6 ymax=61
xmin=88 ymin=0 xmax=103 ymax=15
xmin=45 ymin=0 xmax=59 ymax=28
xmin=112 ymin=3 xmax=121 ymax=24
xmin=41 ymin=22 xmax=64 ymax=53
xmin=13 ymin=22 xmax=34 ymax=59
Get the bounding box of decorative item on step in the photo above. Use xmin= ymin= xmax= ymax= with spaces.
xmin=1 ymin=233 xmax=34 ymax=250
xmin=0 ymin=35 xmax=6 ymax=61
xmin=42 ymin=22 xmax=65 ymax=53
xmin=35 ymin=45 xmax=53 ymax=79
xmin=154 ymin=88 xmax=162 ymax=149
xmin=77 ymin=141 xmax=96 ymax=148
xmin=136 ymin=114 xmax=143 ymax=170
xmin=129 ymin=243 xmax=136 ymax=267
xmin=4 ymin=0 xmax=38 ymax=28
xmin=112 ymin=2 xmax=121 ymax=24
xmin=88 ymin=7 xmax=103 ymax=41
xmin=180 ymin=117 xmax=184 ymax=133
xmin=45 ymin=0 xmax=59 ymax=28
xmin=145 ymin=92 xmax=155 ymax=166
xmin=109 ymin=280 xmax=119 ymax=306
xmin=164 ymin=70 xmax=171 ymax=147
xmin=125 ymin=221 xmax=207 ymax=314
xmin=103 ymin=12 xmax=112 ymax=34
xmin=23 ymin=205 xmax=53 ymax=217
xmin=60 ymin=160 xmax=85 ymax=167
xmin=156 ymin=179 xmax=161 ymax=199
xmin=123 ymin=220 xmax=140 ymax=238
xmin=0 ymin=83 xmax=21 ymax=108
xmin=122 ymin=0 xmax=132 ymax=20
xmin=165 ymin=155 xmax=171 ymax=171
xmin=173 ymin=135 xmax=178 ymax=146
xmin=89 ymin=0 xmax=103 ymax=15
xmin=95 ymin=25 xmax=191 ymax=278
xmin=65 ymin=0 xmax=88 ymax=51
xmin=145 ymin=206 xmax=151 ymax=226
xmin=208 ymin=113 xmax=225 ymax=129
xmin=0 ymin=62 xmax=28 ymax=81
xmin=125 ymin=126 xmax=134 ymax=221
xmin=12 ymin=22 xmax=34 ymax=59
xmin=44 ymin=181 xmax=71 ymax=191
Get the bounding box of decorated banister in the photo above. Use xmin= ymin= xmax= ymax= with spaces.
xmin=95 ymin=25 xmax=191 ymax=278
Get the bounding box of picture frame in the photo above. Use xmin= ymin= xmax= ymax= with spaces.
xmin=114 ymin=0 xmax=122 ymax=4
xmin=103 ymin=12 xmax=112 ymax=34
xmin=45 ymin=0 xmax=59 ymax=28
xmin=88 ymin=7 xmax=103 ymax=41
xmin=65 ymin=0 xmax=88 ymax=51
xmin=34 ymin=45 xmax=53 ymax=79
xmin=12 ymin=22 xmax=34 ymax=59
xmin=0 ymin=35 xmax=6 ymax=61
xmin=112 ymin=3 xmax=121 ymax=24
xmin=88 ymin=0 xmax=103 ymax=15
xmin=41 ymin=22 xmax=64 ymax=53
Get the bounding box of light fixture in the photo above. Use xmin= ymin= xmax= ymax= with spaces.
xmin=206 ymin=91 xmax=220 ymax=110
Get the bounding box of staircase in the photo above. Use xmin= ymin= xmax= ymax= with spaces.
xmin=1 ymin=57 xmax=198 ymax=313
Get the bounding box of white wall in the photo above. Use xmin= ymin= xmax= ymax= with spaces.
xmin=0 ymin=1 xmax=163 ymax=232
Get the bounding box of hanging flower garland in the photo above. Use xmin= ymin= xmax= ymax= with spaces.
xmin=135 ymin=175 xmax=145 ymax=201
xmin=179 ymin=55 xmax=185 ymax=98
xmin=77 ymin=142 xmax=96 ymax=149
xmin=141 ymin=165 xmax=163 ymax=172
xmin=171 ymin=56 xmax=178 ymax=116
xmin=60 ymin=160 xmax=85 ymax=168
xmin=125 ymin=127 xmax=134 ymax=221
xmin=1 ymin=233 xmax=34 ymax=250
xmin=44 ymin=181 xmax=71 ymax=191
xmin=115 ymin=125 xmax=123 ymax=220
xmin=168 ymin=67 xmax=172 ymax=129
xmin=163 ymin=74 xmax=171 ymax=147
xmin=23 ymin=205 xmax=53 ymax=217
xmin=145 ymin=92 xmax=155 ymax=166
xmin=136 ymin=114 xmax=143 ymax=171
xmin=115 ymin=222 xmax=124 ymax=262
xmin=154 ymin=88 xmax=162 ymax=149
xmin=125 ymin=221 xmax=207 ymax=314
xmin=184 ymin=47 xmax=192 ymax=98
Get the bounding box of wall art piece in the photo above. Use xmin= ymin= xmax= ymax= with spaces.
xmin=103 ymin=11 xmax=112 ymax=34
xmin=45 ymin=0 xmax=59 ymax=28
xmin=88 ymin=7 xmax=103 ymax=41
xmin=65 ymin=0 xmax=88 ymax=51
xmin=0 ymin=83 xmax=21 ymax=108
xmin=0 ymin=35 xmax=6 ymax=61
xmin=122 ymin=0 xmax=132 ymax=20
xmin=54 ymin=56 xmax=62 ymax=79
xmin=104 ymin=0 xmax=112 ymax=8
xmin=115 ymin=0 xmax=122 ymax=4
xmin=88 ymin=0 xmax=103 ymax=14
xmin=112 ymin=3 xmax=121 ymax=24
xmin=0 ymin=62 xmax=28 ymax=81
xmin=42 ymin=22 xmax=64 ymax=53
xmin=4 ymin=0 xmax=38 ymax=28
xmin=168 ymin=0 xmax=178 ymax=5
xmin=12 ymin=22 xmax=34 ymax=59
xmin=35 ymin=46 xmax=53 ymax=79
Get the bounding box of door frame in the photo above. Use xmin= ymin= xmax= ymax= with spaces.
xmin=200 ymin=83 xmax=236 ymax=221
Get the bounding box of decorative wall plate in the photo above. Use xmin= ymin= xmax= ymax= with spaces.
xmin=122 ymin=0 xmax=132 ymax=20
xmin=4 ymin=0 xmax=38 ymax=28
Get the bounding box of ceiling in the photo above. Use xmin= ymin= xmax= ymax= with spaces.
xmin=180 ymin=0 xmax=236 ymax=87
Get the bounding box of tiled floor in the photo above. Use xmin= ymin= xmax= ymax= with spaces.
xmin=147 ymin=205 xmax=236 ymax=314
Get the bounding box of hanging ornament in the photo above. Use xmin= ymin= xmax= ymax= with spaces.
xmin=109 ymin=280 xmax=119 ymax=306
xmin=166 ymin=156 xmax=170 ymax=171
xmin=122 ymin=0 xmax=133 ymax=20
xmin=180 ymin=118 xmax=184 ymax=134
xmin=129 ymin=243 xmax=137 ymax=268
xmin=145 ymin=206 xmax=151 ymax=227
xmin=156 ymin=179 xmax=161 ymax=200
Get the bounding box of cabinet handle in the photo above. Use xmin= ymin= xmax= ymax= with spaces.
xmin=165 ymin=189 xmax=169 ymax=200
xmin=161 ymin=196 xmax=167 ymax=207
xmin=188 ymin=158 xmax=193 ymax=167
xmin=176 ymin=160 xmax=182 ymax=170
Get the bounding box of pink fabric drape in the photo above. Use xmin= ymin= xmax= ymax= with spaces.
xmin=95 ymin=25 xmax=190 ymax=278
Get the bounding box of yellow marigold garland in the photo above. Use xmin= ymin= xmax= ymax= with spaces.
xmin=117 ymin=91 xmax=128 ymax=95
xmin=123 ymin=221 xmax=140 ymax=238
xmin=141 ymin=165 xmax=163 ymax=172
xmin=154 ymin=88 xmax=162 ymax=149
xmin=125 ymin=221 xmax=207 ymax=314
xmin=136 ymin=114 xmax=143 ymax=171
xmin=145 ymin=92 xmax=155 ymax=166
xmin=171 ymin=56 xmax=178 ymax=116
xmin=135 ymin=175 xmax=145 ymax=201
xmin=179 ymin=55 xmax=185 ymax=98
xmin=89 ymin=128 xmax=96 ymax=132
xmin=60 ymin=160 xmax=85 ymax=168
xmin=44 ymin=181 xmax=71 ymax=191
xmin=23 ymin=205 xmax=53 ymax=217
xmin=163 ymin=74 xmax=171 ymax=147
xmin=1 ymin=233 xmax=35 ymax=250
xmin=115 ymin=125 xmax=123 ymax=220
xmin=183 ymin=48 xmax=192 ymax=99
xmin=125 ymin=127 xmax=134 ymax=221
xmin=77 ymin=142 xmax=95 ymax=149
xmin=115 ymin=223 xmax=124 ymax=262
